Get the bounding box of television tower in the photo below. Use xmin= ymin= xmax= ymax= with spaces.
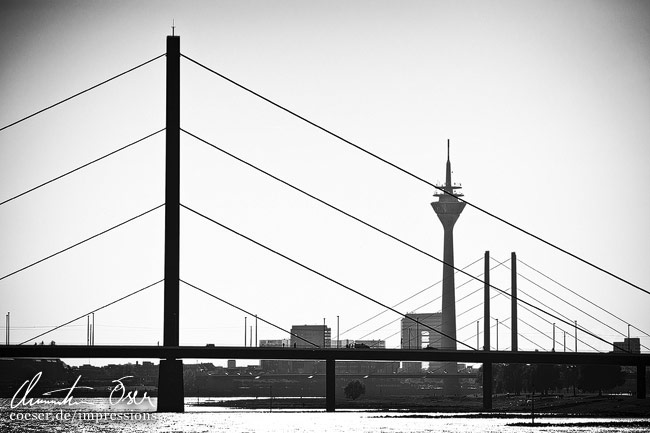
xmin=430 ymin=139 xmax=465 ymax=395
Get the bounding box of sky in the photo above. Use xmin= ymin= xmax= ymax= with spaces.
xmin=1 ymin=0 xmax=649 ymax=367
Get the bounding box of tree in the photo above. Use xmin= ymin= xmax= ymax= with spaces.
xmin=530 ymin=364 xmax=561 ymax=395
xmin=344 ymin=380 xmax=365 ymax=400
xmin=503 ymin=364 xmax=524 ymax=395
xmin=578 ymin=365 xmax=625 ymax=396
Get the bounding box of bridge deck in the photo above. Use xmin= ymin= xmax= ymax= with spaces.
xmin=0 ymin=345 xmax=647 ymax=366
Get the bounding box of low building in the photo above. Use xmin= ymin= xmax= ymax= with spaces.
xmin=613 ymin=337 xmax=641 ymax=354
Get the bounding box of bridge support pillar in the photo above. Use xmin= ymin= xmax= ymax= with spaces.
xmin=158 ymin=34 xmax=184 ymax=413
xmin=326 ymin=358 xmax=336 ymax=412
xmin=483 ymin=362 xmax=492 ymax=410
xmin=638 ymin=364 xmax=646 ymax=399
xmin=511 ymin=252 xmax=518 ymax=352
xmin=157 ymin=359 xmax=184 ymax=412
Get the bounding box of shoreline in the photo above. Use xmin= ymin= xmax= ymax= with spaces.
xmin=191 ymin=395 xmax=650 ymax=417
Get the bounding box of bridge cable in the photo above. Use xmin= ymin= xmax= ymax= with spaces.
xmin=458 ymin=310 xmax=565 ymax=352
xmin=184 ymin=128 xmax=486 ymax=338
xmin=485 ymin=259 xmax=602 ymax=352
xmin=346 ymin=258 xmax=509 ymax=341
xmin=516 ymin=287 xmax=640 ymax=353
xmin=519 ymin=259 xmax=650 ymax=341
xmin=180 ymin=203 xmax=476 ymax=351
xmin=0 ymin=129 xmax=165 ymax=207
xmin=511 ymin=264 xmax=648 ymax=350
xmin=182 ymin=129 xmax=547 ymax=342
xmin=495 ymin=258 xmax=630 ymax=343
xmin=490 ymin=279 xmax=601 ymax=352
xmin=0 ymin=54 xmax=165 ymax=132
xmin=0 ymin=204 xmax=164 ymax=282
xmin=462 ymin=316 xmax=512 ymax=351
xmin=340 ymin=256 xmax=483 ymax=337
xmin=19 ymin=279 xmax=163 ymax=345
xmin=181 ymin=132 xmax=627 ymax=352
xmin=376 ymin=293 xmax=506 ymax=348
xmin=457 ymin=291 xmax=502 ymax=320
xmin=180 ymin=279 xmax=320 ymax=348
xmin=461 ymin=317 xmax=548 ymax=352
xmin=375 ymin=266 xmax=601 ymax=352
xmin=180 ymin=54 xmax=647 ymax=297
xmin=489 ymin=259 xmax=609 ymax=351
xmin=514 ymin=292 xmax=600 ymax=352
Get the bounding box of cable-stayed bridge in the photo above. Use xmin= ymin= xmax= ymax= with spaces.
xmin=0 ymin=35 xmax=648 ymax=412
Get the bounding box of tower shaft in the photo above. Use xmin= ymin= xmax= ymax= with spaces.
xmin=441 ymin=224 xmax=457 ymax=350
xmin=430 ymin=140 xmax=465 ymax=395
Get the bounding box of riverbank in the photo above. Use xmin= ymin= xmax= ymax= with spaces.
xmin=192 ymin=394 xmax=650 ymax=416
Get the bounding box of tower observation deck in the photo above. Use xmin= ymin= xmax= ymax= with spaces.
xmin=430 ymin=139 xmax=465 ymax=395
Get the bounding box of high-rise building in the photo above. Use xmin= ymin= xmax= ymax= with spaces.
xmin=430 ymin=140 xmax=465 ymax=394
xmin=290 ymin=325 xmax=331 ymax=348
xmin=401 ymin=313 xmax=442 ymax=350
xmin=401 ymin=313 xmax=443 ymax=372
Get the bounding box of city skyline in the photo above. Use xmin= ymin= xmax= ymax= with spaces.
xmin=1 ymin=1 xmax=649 ymax=367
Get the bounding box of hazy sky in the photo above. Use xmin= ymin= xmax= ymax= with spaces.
xmin=1 ymin=1 xmax=649 ymax=366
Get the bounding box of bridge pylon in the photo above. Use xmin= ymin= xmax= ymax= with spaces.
xmin=157 ymin=34 xmax=184 ymax=413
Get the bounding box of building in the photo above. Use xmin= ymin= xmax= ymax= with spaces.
xmin=260 ymin=339 xmax=291 ymax=348
xmin=430 ymin=140 xmax=465 ymax=395
xmin=401 ymin=313 xmax=442 ymax=350
xmin=613 ymin=338 xmax=641 ymax=354
xmin=332 ymin=339 xmax=385 ymax=349
xmin=401 ymin=313 xmax=443 ymax=373
xmin=290 ymin=325 xmax=331 ymax=348
xmin=336 ymin=360 xmax=399 ymax=375
xmin=260 ymin=339 xmax=292 ymax=373
xmin=355 ymin=339 xmax=386 ymax=349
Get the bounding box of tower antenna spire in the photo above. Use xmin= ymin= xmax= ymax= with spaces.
xmin=172 ymin=19 xmax=175 ymax=36
xmin=447 ymin=139 xmax=450 ymax=162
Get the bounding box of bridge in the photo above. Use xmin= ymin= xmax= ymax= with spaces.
xmin=1 ymin=35 xmax=648 ymax=412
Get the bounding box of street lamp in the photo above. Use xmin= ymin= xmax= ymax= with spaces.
xmin=337 ymin=315 xmax=340 ymax=348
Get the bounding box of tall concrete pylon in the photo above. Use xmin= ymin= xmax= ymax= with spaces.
xmin=430 ymin=140 xmax=465 ymax=395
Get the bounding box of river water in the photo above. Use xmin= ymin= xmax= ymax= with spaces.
xmin=1 ymin=398 xmax=648 ymax=432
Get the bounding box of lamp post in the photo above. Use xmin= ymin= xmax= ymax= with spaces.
xmin=552 ymin=323 xmax=555 ymax=352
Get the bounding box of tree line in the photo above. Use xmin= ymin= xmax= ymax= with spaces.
xmin=478 ymin=363 xmax=627 ymax=396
